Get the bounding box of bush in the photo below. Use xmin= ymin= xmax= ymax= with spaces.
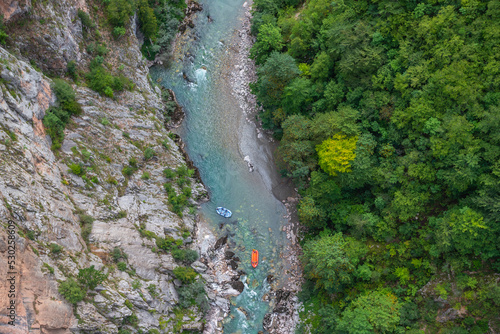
xmin=122 ymin=166 xmax=136 ymax=176
xmin=176 ymin=165 xmax=194 ymax=178
xmin=144 ymin=148 xmax=156 ymax=160
xmin=69 ymin=163 xmax=84 ymax=176
xmin=26 ymin=230 xmax=36 ymax=240
xmin=77 ymin=9 xmax=96 ymax=29
xmin=58 ymin=278 xmax=85 ymax=304
xmin=163 ymin=168 xmax=176 ymax=178
xmin=132 ymin=280 xmax=141 ymax=289
xmin=81 ymin=224 xmax=92 ymax=243
xmin=182 ymin=187 xmax=192 ymax=198
xmin=78 ymin=265 xmax=107 ymax=290
xmin=117 ymin=210 xmax=127 ymax=218
xmin=123 ymin=313 xmax=138 ymax=326
xmin=79 ymin=214 xmax=94 ymax=225
xmin=112 ymin=247 xmax=128 ymax=262
xmin=0 ymin=14 xmax=8 ymax=46
xmin=79 ymin=213 xmax=94 ymax=243
xmin=50 ymin=243 xmax=63 ymax=255
xmin=176 ymin=177 xmax=187 ymax=187
xmin=107 ymin=176 xmax=118 ymax=185
xmin=66 ymin=60 xmax=78 ymax=80
xmin=86 ymin=57 xmax=133 ymax=97
xmin=177 ymin=280 xmax=208 ymax=312
xmin=172 ymin=248 xmax=199 ymax=264
xmin=107 ymin=0 xmax=135 ymax=27
xmin=43 ymin=80 xmax=81 ymax=150
xmin=173 ymin=266 xmax=197 ymax=284
xmin=156 ymin=236 xmax=177 ymax=252
xmin=100 ymin=117 xmax=110 ymax=126
xmin=113 ymin=26 xmax=126 ymax=38
xmin=141 ymin=171 xmax=150 ymax=180
xmin=117 ymin=262 xmax=127 ymax=271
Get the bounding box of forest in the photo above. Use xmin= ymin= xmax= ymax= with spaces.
xmin=249 ymin=0 xmax=500 ymax=332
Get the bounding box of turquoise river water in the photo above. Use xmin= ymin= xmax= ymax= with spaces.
xmin=150 ymin=0 xmax=291 ymax=332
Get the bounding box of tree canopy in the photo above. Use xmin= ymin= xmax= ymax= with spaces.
xmin=251 ymin=0 xmax=500 ymax=331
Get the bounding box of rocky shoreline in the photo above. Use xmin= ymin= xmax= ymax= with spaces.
xmin=147 ymin=0 xmax=305 ymax=331
xmin=228 ymin=2 xmax=304 ymax=333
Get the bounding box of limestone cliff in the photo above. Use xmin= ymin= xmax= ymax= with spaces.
xmin=0 ymin=1 xmax=235 ymax=333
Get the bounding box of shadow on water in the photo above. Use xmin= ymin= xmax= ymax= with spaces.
xmin=150 ymin=0 xmax=290 ymax=332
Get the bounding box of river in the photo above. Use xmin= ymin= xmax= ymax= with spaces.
xmin=150 ymin=0 xmax=294 ymax=332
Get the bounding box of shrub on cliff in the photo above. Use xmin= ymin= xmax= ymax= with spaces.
xmin=58 ymin=279 xmax=84 ymax=304
xmin=107 ymin=0 xmax=135 ymax=28
xmin=77 ymin=9 xmax=96 ymax=30
xmin=43 ymin=79 xmax=82 ymax=150
xmin=172 ymin=248 xmax=199 ymax=264
xmin=173 ymin=266 xmax=197 ymax=284
xmin=86 ymin=57 xmax=134 ymax=98
xmin=78 ymin=265 xmax=107 ymax=290
xmin=177 ymin=280 xmax=208 ymax=312
xmin=0 ymin=14 xmax=8 ymax=45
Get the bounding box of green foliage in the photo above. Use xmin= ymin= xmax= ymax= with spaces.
xmin=86 ymin=57 xmax=133 ymax=98
xmin=112 ymin=247 xmax=128 ymax=262
xmin=163 ymin=168 xmax=176 ymax=178
xmin=252 ymin=0 xmax=500 ymax=330
xmin=117 ymin=262 xmax=127 ymax=271
xmin=66 ymin=60 xmax=78 ymax=80
xmin=78 ymin=265 xmax=107 ymax=290
xmin=42 ymin=263 xmax=55 ymax=274
xmin=107 ymin=0 xmax=134 ymax=28
xmin=123 ymin=313 xmax=138 ymax=326
xmin=173 ymin=266 xmax=197 ymax=284
xmin=43 ymin=79 xmax=82 ymax=150
xmin=122 ymin=159 xmax=137 ymax=177
xmin=337 ymin=290 xmax=401 ymax=333
xmin=141 ymin=171 xmax=150 ymax=180
xmin=155 ymin=235 xmax=178 ymax=252
xmin=49 ymin=243 xmax=63 ymax=255
xmin=177 ymin=280 xmax=208 ymax=312
xmin=113 ymin=26 xmax=126 ymax=38
xmin=77 ymin=9 xmax=96 ymax=29
xmin=0 ymin=14 xmax=8 ymax=45
xmin=138 ymin=0 xmax=158 ymax=41
xmin=79 ymin=213 xmax=94 ymax=243
xmin=163 ymin=181 xmax=189 ymax=217
xmin=316 ymin=133 xmax=358 ymax=176
xmin=172 ymin=248 xmax=199 ymax=264
xmin=250 ymin=23 xmax=284 ymax=64
xmin=58 ymin=278 xmax=84 ymax=304
xmin=302 ymin=232 xmax=355 ymax=293
xmin=132 ymin=280 xmax=141 ymax=289
xmin=176 ymin=164 xmax=195 ymax=177
xmin=251 ymin=52 xmax=300 ymax=128
xmin=139 ymin=0 xmax=186 ymax=60
xmin=69 ymin=163 xmax=84 ymax=176
xmin=144 ymin=148 xmax=156 ymax=160
xmin=147 ymin=284 xmax=159 ymax=297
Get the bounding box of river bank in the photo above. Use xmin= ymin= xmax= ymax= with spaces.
xmin=225 ymin=2 xmax=303 ymax=332
xmin=150 ymin=0 xmax=304 ymax=331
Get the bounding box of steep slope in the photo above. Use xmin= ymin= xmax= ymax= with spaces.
xmin=0 ymin=1 xmax=240 ymax=333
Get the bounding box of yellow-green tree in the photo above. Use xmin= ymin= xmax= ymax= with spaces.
xmin=316 ymin=133 xmax=358 ymax=176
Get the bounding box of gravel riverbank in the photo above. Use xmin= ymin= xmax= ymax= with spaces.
xmin=228 ymin=2 xmax=304 ymax=333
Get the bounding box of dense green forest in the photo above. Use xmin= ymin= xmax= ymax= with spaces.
xmin=249 ymin=0 xmax=500 ymax=332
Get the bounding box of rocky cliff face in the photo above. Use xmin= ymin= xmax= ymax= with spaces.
xmin=0 ymin=1 xmax=232 ymax=333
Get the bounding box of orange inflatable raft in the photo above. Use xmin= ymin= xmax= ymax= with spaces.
xmin=251 ymin=249 xmax=259 ymax=268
